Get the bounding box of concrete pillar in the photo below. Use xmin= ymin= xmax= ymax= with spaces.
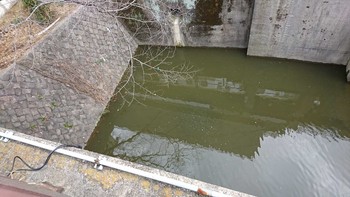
xmin=247 ymin=0 xmax=350 ymax=65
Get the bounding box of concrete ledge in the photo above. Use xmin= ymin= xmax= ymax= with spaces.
xmin=0 ymin=176 xmax=68 ymax=197
xmin=0 ymin=128 xmax=252 ymax=197
xmin=0 ymin=0 xmax=18 ymax=18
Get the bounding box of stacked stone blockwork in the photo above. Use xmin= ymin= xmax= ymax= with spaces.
xmin=0 ymin=6 xmax=137 ymax=145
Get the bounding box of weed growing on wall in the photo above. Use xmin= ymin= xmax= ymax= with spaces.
xmin=22 ymin=0 xmax=53 ymax=24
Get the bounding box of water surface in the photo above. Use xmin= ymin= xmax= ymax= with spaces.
xmin=86 ymin=47 xmax=350 ymax=197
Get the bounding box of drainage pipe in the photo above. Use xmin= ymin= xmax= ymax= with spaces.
xmin=0 ymin=130 xmax=232 ymax=197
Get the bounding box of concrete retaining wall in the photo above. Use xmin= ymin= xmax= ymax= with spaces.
xmin=0 ymin=6 xmax=137 ymax=146
xmin=127 ymin=0 xmax=254 ymax=48
xmin=127 ymin=0 xmax=350 ymax=65
xmin=247 ymin=0 xmax=350 ymax=65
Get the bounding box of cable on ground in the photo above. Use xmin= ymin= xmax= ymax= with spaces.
xmin=7 ymin=144 xmax=82 ymax=177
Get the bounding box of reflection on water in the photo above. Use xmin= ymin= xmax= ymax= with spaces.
xmin=86 ymin=47 xmax=350 ymax=196
xmin=94 ymin=125 xmax=350 ymax=197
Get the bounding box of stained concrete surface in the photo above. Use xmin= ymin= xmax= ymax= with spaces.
xmin=129 ymin=0 xmax=254 ymax=48
xmin=248 ymin=0 xmax=350 ymax=65
xmin=128 ymin=0 xmax=349 ymax=65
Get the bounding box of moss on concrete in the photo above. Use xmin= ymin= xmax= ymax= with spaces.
xmin=191 ymin=0 xmax=223 ymax=25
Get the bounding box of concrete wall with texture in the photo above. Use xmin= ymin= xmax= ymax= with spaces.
xmin=126 ymin=0 xmax=254 ymax=48
xmin=247 ymin=0 xmax=350 ymax=65
xmin=0 ymin=6 xmax=137 ymax=145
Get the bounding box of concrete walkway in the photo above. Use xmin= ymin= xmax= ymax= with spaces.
xmin=0 ymin=128 xmax=252 ymax=197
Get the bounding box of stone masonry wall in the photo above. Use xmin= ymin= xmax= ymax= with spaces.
xmin=0 ymin=6 xmax=137 ymax=145
xmin=247 ymin=0 xmax=350 ymax=65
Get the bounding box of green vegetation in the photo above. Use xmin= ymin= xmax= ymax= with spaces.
xmin=50 ymin=101 xmax=58 ymax=109
xmin=11 ymin=17 xmax=24 ymax=25
xmin=64 ymin=122 xmax=73 ymax=129
xmin=29 ymin=124 xmax=37 ymax=130
xmin=22 ymin=0 xmax=53 ymax=24
xmin=37 ymin=94 xmax=44 ymax=100
xmin=95 ymin=58 xmax=106 ymax=65
xmin=102 ymin=109 xmax=110 ymax=115
xmin=39 ymin=115 xmax=47 ymax=122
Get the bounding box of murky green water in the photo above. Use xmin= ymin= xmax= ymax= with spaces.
xmin=86 ymin=47 xmax=350 ymax=197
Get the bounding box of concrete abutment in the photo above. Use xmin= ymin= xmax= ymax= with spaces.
xmin=247 ymin=0 xmax=350 ymax=66
xmin=128 ymin=0 xmax=349 ymax=80
xmin=130 ymin=0 xmax=349 ymax=64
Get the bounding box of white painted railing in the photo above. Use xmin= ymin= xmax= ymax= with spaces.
xmin=0 ymin=0 xmax=18 ymax=18
xmin=0 ymin=129 xmax=249 ymax=197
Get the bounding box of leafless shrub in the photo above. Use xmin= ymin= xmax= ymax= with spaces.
xmin=2 ymin=0 xmax=199 ymax=107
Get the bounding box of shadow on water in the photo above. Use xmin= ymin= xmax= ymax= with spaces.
xmin=86 ymin=47 xmax=350 ymax=197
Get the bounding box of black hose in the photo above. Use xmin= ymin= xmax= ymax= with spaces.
xmin=7 ymin=144 xmax=82 ymax=177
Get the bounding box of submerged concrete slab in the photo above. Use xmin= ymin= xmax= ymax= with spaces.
xmin=0 ymin=128 xmax=252 ymax=197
